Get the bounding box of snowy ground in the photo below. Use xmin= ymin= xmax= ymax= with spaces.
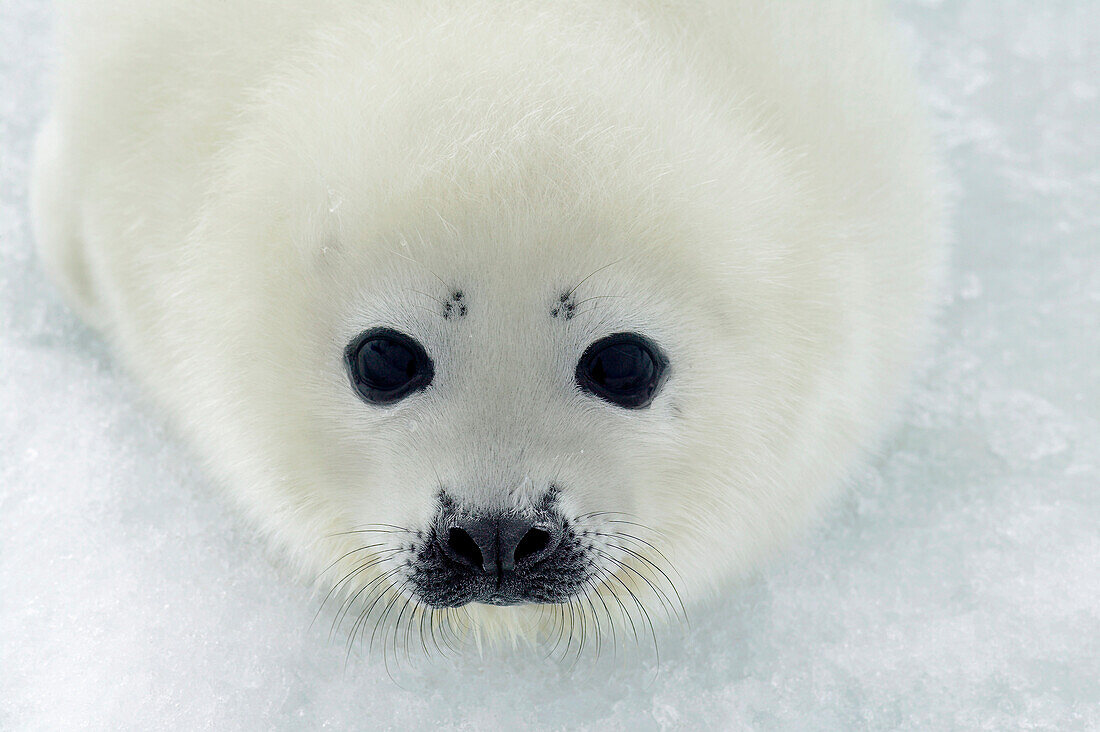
xmin=2 ymin=1 xmax=1097 ymax=729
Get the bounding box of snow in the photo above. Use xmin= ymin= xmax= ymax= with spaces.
xmin=2 ymin=1 xmax=1098 ymax=728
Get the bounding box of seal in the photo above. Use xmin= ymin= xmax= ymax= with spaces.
xmin=31 ymin=0 xmax=945 ymax=650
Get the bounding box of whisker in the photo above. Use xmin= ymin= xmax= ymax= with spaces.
xmin=346 ymin=523 xmax=415 ymax=532
xmin=577 ymin=512 xmax=673 ymax=540
xmin=410 ymin=288 xmax=448 ymax=306
xmin=369 ymin=581 xmax=411 ymax=659
xmin=408 ymin=303 xmax=443 ymax=317
xmin=544 ymin=602 xmax=568 ymax=660
xmin=385 ymin=245 xmax=451 ymax=289
xmin=555 ymin=603 xmax=570 ymax=660
xmin=568 ymin=305 xmax=605 ymax=321
xmin=575 ymin=510 xmax=640 ymax=521
xmin=432 ymin=607 xmax=456 ymax=659
xmin=594 ymin=574 xmax=622 ymax=659
xmin=567 ymin=258 xmax=624 ymax=299
xmin=600 ymin=519 xmax=671 ymax=539
xmin=572 ymin=294 xmax=628 ymax=307
xmin=391 ymin=590 xmax=412 ymax=671
xmin=439 ymin=607 xmax=464 ymax=654
xmin=429 ymin=607 xmax=446 ymax=659
xmin=343 ymin=569 xmax=401 ymax=670
xmin=314 ymin=542 xmax=392 ymax=582
xmin=592 ymin=564 xmax=638 ymax=646
xmin=590 ymin=531 xmax=682 ymax=581
xmin=582 ymin=584 xmax=603 ymax=665
xmin=343 ymin=568 xmax=403 ymax=649
xmin=559 ymin=598 xmax=577 ymax=664
xmin=416 ymin=603 xmax=432 ymax=659
xmin=596 ymin=540 xmax=687 ymax=622
xmin=329 ymin=558 xmax=402 ymax=638
xmin=593 ymin=548 xmax=677 ymax=622
xmin=351 ymin=572 xmax=402 ymax=648
xmin=569 ymin=592 xmax=589 ymax=670
xmin=313 ymin=551 xmax=400 ymax=632
xmin=376 ymin=586 xmax=408 ymax=684
xmin=325 ymin=525 xmax=414 ymax=539
xmin=584 ymin=576 xmax=617 ymax=663
xmin=599 ymin=561 xmax=661 ymax=671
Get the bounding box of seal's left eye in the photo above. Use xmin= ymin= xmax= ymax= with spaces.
xmin=345 ymin=328 xmax=434 ymax=405
xmin=576 ymin=332 xmax=669 ymax=409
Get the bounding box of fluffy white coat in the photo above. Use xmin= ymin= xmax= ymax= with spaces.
xmin=33 ymin=0 xmax=945 ymax=640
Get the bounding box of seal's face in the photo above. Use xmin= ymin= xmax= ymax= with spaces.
xmin=209 ymin=80 xmax=835 ymax=638
xmin=320 ymin=206 xmax=709 ymax=615
xmin=345 ymin=324 xmax=668 ymax=607
xmin=201 ymin=26 xmax=880 ymax=638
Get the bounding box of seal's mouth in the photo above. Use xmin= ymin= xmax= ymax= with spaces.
xmin=479 ymin=590 xmax=553 ymax=607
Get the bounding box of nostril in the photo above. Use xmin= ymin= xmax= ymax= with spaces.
xmin=447 ymin=527 xmax=483 ymax=569
xmin=514 ymin=527 xmax=551 ymax=564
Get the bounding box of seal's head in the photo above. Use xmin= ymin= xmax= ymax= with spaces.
xmin=173 ymin=9 xmax=939 ymax=645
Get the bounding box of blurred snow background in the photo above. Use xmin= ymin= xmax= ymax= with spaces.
xmin=1 ymin=0 xmax=1097 ymax=728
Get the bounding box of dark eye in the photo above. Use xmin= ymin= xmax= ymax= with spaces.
xmin=345 ymin=328 xmax=434 ymax=405
xmin=575 ymin=332 xmax=669 ymax=409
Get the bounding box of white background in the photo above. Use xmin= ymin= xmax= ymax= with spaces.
xmin=2 ymin=1 xmax=1097 ymax=728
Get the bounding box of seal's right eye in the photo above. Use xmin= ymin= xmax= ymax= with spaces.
xmin=345 ymin=328 xmax=434 ymax=405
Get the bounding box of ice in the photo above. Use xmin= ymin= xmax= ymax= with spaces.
xmin=2 ymin=1 xmax=1098 ymax=729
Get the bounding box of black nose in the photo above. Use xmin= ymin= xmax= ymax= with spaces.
xmin=441 ymin=516 xmax=561 ymax=574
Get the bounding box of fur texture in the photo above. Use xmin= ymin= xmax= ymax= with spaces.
xmin=32 ymin=0 xmax=945 ymax=645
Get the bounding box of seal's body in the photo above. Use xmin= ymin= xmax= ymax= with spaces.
xmin=33 ymin=0 xmax=944 ymax=642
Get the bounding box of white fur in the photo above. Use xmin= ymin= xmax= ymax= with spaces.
xmin=32 ymin=0 xmax=945 ymax=641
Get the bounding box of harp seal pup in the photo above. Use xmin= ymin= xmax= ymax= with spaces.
xmin=32 ymin=0 xmax=945 ymax=643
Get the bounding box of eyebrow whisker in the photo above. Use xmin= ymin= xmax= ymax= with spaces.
xmin=567 ymin=258 xmax=624 ymax=298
